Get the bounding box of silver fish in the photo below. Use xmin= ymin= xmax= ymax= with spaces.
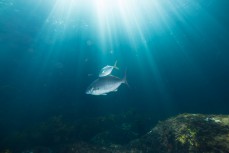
xmin=99 ymin=60 xmax=119 ymax=77
xmin=86 ymin=73 xmax=127 ymax=95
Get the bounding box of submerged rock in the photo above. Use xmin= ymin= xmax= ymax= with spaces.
xmin=129 ymin=114 xmax=229 ymax=153
xmin=48 ymin=113 xmax=229 ymax=153
xmin=3 ymin=113 xmax=229 ymax=153
xmin=91 ymin=128 xmax=138 ymax=146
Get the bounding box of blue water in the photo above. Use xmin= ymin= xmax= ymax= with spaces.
xmin=0 ymin=0 xmax=229 ymax=151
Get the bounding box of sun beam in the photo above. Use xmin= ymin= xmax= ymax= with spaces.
xmin=35 ymin=0 xmax=203 ymax=55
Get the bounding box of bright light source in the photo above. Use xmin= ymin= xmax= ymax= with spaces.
xmin=39 ymin=0 xmax=198 ymax=52
xmin=43 ymin=0 xmax=164 ymax=32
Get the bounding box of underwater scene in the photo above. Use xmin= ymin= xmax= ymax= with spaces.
xmin=0 ymin=0 xmax=229 ymax=152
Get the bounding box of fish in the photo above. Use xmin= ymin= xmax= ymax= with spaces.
xmin=99 ymin=60 xmax=119 ymax=77
xmin=86 ymin=72 xmax=127 ymax=95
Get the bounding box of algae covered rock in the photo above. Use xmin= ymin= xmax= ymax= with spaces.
xmin=3 ymin=113 xmax=229 ymax=153
xmin=129 ymin=114 xmax=229 ymax=153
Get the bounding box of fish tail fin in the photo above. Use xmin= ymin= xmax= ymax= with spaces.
xmin=113 ymin=60 xmax=119 ymax=70
xmin=122 ymin=68 xmax=129 ymax=87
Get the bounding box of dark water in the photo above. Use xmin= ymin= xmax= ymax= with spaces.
xmin=0 ymin=0 xmax=229 ymax=151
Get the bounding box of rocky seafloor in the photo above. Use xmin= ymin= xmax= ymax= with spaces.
xmin=1 ymin=113 xmax=229 ymax=153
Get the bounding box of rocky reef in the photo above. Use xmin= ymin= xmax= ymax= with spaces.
xmin=128 ymin=114 xmax=229 ymax=153
xmin=1 ymin=113 xmax=229 ymax=153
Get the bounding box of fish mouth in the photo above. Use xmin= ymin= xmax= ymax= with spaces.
xmin=85 ymin=90 xmax=90 ymax=94
xmin=85 ymin=88 xmax=93 ymax=94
